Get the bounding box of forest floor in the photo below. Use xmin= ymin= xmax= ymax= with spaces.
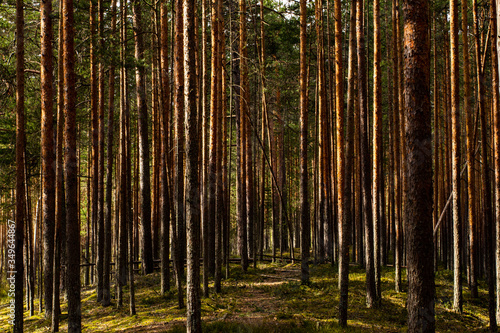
xmin=0 ymin=259 xmax=493 ymax=332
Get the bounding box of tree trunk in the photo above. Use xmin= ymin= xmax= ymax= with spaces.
xmin=184 ymin=0 xmax=202 ymax=328
xmin=336 ymin=0 xmax=348 ymax=325
xmin=14 ymin=0 xmax=25 ymax=330
xmin=402 ymin=0 xmax=435 ymax=330
xmin=450 ymin=0 xmax=462 ymax=313
xmin=63 ymin=0 xmax=81 ymax=327
xmin=173 ymin=0 xmax=186 ymax=307
xmin=372 ymin=0 xmax=381 ymax=302
xmin=356 ymin=0 xmax=376 ymax=307
xmin=102 ymin=0 xmax=116 ymax=307
xmin=160 ymin=0 xmax=171 ymax=296
xmin=52 ymin=2 xmax=66 ymax=327
xmin=133 ymin=0 xmax=154 ymax=275
xmin=41 ymin=0 xmax=55 ymax=318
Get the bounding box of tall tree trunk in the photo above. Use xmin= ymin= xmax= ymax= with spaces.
xmin=214 ymin=0 xmax=224 ymax=292
xmin=102 ymin=0 xmax=116 ymax=307
xmin=174 ymin=0 xmax=186 ymax=279
xmin=133 ymin=0 xmax=154 ymax=275
xmin=89 ymin=0 xmax=100 ymax=301
xmin=184 ymin=0 xmax=201 ymax=328
xmin=160 ymin=0 xmax=171 ymax=296
xmin=299 ymin=0 xmax=311 ymax=284
xmin=372 ymin=0 xmax=381 ymax=302
xmin=63 ymin=0 xmax=81 ymax=327
xmin=393 ymin=0 xmax=402 ymax=293
xmin=238 ymin=0 xmax=249 ymax=271
xmin=461 ymin=0 xmax=477 ymax=299
xmin=450 ymin=0 xmax=462 ymax=313
xmin=357 ymin=0 xmax=376 ymax=307
xmin=402 ymin=0 xmax=435 ymax=330
xmin=336 ymin=0 xmax=348 ymax=325
xmin=489 ymin=0 xmax=499 ymax=327
xmin=52 ymin=1 xmax=65 ymax=327
xmin=41 ymin=0 xmax=55 ymax=318
xmin=14 ymin=0 xmax=25 ymax=330
xmin=173 ymin=0 xmax=186 ymax=307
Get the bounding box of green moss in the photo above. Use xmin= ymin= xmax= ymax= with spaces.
xmin=0 ymin=262 xmax=493 ymax=332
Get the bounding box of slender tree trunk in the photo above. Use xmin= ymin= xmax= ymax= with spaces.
xmin=132 ymin=0 xmax=154 ymax=275
xmin=488 ymin=0 xmax=499 ymax=327
xmin=238 ymin=0 xmax=249 ymax=271
xmin=402 ymin=0 xmax=435 ymax=330
xmin=184 ymin=0 xmax=201 ymax=328
xmin=174 ymin=0 xmax=186 ymax=277
xmin=461 ymin=0 xmax=476 ymax=299
xmin=14 ymin=0 xmax=25 ymax=330
xmin=102 ymin=0 xmax=116 ymax=307
xmin=372 ymin=0 xmax=381 ymax=302
xmin=336 ymin=0 xmax=348 ymax=325
xmin=63 ymin=0 xmax=81 ymax=327
xmin=299 ymin=0 xmax=309 ymax=283
xmin=357 ymin=0 xmax=376 ymax=307
xmin=41 ymin=0 xmax=55 ymax=318
xmin=173 ymin=0 xmax=186 ymax=306
xmin=393 ymin=0 xmax=402 ymax=293
xmin=450 ymin=0 xmax=462 ymax=313
xmin=160 ymin=0 xmax=171 ymax=296
xmin=52 ymin=2 xmax=65 ymax=327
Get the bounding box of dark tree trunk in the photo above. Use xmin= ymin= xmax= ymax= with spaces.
xmin=184 ymin=0 xmax=201 ymax=328
xmin=160 ymin=0 xmax=171 ymax=295
xmin=14 ymin=0 xmax=25 ymax=330
xmin=63 ymin=0 xmax=81 ymax=328
xmin=402 ymin=0 xmax=435 ymax=330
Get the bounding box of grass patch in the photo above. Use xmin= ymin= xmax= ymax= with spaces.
xmin=0 ymin=260 xmax=493 ymax=332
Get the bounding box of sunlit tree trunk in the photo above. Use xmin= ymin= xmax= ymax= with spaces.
xmin=102 ymin=0 xmax=116 ymax=307
xmin=402 ymin=0 xmax=435 ymax=330
xmin=299 ymin=0 xmax=311 ymax=283
xmin=450 ymin=0 xmax=462 ymax=313
xmin=461 ymin=0 xmax=476 ymax=299
xmin=336 ymin=0 xmax=348 ymax=325
xmin=41 ymin=0 xmax=55 ymax=318
xmin=173 ymin=0 xmax=186 ymax=307
xmin=372 ymin=0 xmax=381 ymax=302
xmin=174 ymin=0 xmax=186 ymax=282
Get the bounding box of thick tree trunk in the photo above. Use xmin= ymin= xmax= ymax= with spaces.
xmin=63 ymin=0 xmax=81 ymax=328
xmin=402 ymin=0 xmax=435 ymax=330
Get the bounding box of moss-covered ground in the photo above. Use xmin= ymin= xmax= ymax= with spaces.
xmin=0 ymin=260 xmax=492 ymax=332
